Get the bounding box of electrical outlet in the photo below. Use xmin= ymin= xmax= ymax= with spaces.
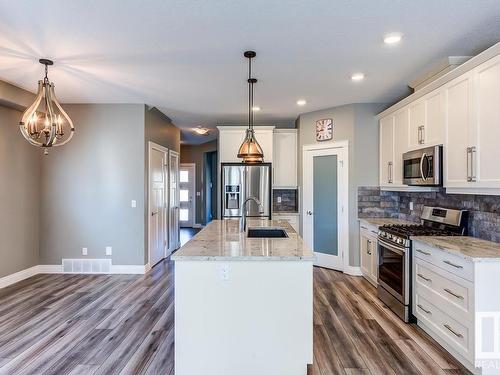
xmin=106 ymin=246 xmax=112 ymax=256
xmin=131 ymin=200 xmax=137 ymax=208
xmin=82 ymin=247 xmax=88 ymax=256
xmin=409 ymin=201 xmax=414 ymax=211
xmin=277 ymin=196 xmax=282 ymax=203
xmin=220 ymin=264 xmax=229 ymax=281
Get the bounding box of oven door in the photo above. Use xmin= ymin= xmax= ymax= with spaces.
xmin=378 ymin=239 xmax=409 ymax=305
xmin=402 ymin=146 xmax=441 ymax=186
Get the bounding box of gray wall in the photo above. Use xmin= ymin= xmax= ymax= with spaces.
xmin=144 ymin=106 xmax=181 ymax=263
xmin=39 ymin=104 xmax=146 ymax=265
xmin=180 ymin=140 xmax=218 ymax=225
xmin=0 ymin=106 xmax=41 ymax=277
xmin=297 ymin=103 xmax=384 ymax=266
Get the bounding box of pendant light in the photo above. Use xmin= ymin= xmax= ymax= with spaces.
xmin=237 ymin=50 xmax=264 ymax=163
xmin=19 ymin=59 xmax=74 ymax=155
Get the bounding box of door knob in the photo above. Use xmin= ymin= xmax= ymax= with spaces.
xmin=307 ymin=210 xmax=313 ymax=215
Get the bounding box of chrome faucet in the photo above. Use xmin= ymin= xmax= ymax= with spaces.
xmin=241 ymin=196 xmax=264 ymax=232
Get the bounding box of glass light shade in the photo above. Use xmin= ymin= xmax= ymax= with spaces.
xmin=19 ymin=79 xmax=74 ymax=151
xmin=237 ymin=129 xmax=264 ymax=163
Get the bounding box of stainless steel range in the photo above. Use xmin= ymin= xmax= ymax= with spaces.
xmin=377 ymin=206 xmax=469 ymax=322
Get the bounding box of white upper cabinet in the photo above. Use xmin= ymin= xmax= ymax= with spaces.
xmin=474 ymin=54 xmax=500 ymax=188
xmin=408 ymin=91 xmax=444 ymax=150
xmin=393 ymin=108 xmax=409 ymax=186
xmin=218 ymin=126 xmax=275 ymax=163
xmin=408 ymin=99 xmax=425 ymax=149
xmin=379 ymin=116 xmax=394 ymax=186
xmin=444 ymin=72 xmax=474 ymax=188
xmin=273 ymin=130 xmax=297 ymax=188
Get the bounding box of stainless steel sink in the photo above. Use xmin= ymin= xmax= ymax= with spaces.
xmin=247 ymin=227 xmax=288 ymax=238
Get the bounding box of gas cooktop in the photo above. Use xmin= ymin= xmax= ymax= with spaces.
xmin=380 ymin=224 xmax=463 ymax=239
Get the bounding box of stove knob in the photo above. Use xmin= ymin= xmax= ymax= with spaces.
xmin=398 ymin=238 xmax=404 ymax=245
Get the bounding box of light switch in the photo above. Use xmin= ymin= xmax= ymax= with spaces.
xmin=131 ymin=200 xmax=137 ymax=208
xmin=106 ymin=246 xmax=112 ymax=256
xmin=82 ymin=247 xmax=88 ymax=256
xmin=220 ymin=264 xmax=229 ymax=281
xmin=277 ymin=196 xmax=282 ymax=203
xmin=409 ymin=202 xmax=414 ymax=211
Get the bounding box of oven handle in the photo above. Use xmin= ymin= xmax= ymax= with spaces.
xmin=378 ymin=239 xmax=406 ymax=256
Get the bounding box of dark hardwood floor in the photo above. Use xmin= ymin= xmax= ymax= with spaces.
xmin=0 ymin=261 xmax=470 ymax=374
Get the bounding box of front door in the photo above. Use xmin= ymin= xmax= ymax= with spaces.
xmin=149 ymin=143 xmax=168 ymax=266
xmin=179 ymin=164 xmax=195 ymax=227
xmin=303 ymin=144 xmax=348 ymax=271
xmin=169 ymin=150 xmax=180 ymax=251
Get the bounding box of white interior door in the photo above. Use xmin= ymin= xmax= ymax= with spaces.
xmin=179 ymin=164 xmax=196 ymax=227
xmin=303 ymin=143 xmax=348 ymax=271
xmin=169 ymin=150 xmax=180 ymax=251
xmin=149 ymin=143 xmax=168 ymax=267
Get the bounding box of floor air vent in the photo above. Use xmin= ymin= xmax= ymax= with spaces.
xmin=62 ymin=259 xmax=112 ymax=273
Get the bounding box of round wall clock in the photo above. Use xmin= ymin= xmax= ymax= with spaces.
xmin=315 ymin=118 xmax=333 ymax=141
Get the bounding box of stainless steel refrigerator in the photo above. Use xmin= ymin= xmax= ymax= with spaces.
xmin=222 ymin=163 xmax=271 ymax=218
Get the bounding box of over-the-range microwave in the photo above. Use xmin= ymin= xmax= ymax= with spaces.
xmin=402 ymin=145 xmax=443 ymax=186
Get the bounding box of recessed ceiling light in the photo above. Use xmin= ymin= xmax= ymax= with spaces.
xmin=351 ymin=73 xmax=365 ymax=81
xmin=296 ymin=99 xmax=307 ymax=106
xmin=251 ymin=106 xmax=261 ymax=111
xmin=194 ymin=126 xmax=209 ymax=135
xmin=384 ymin=33 xmax=403 ymax=45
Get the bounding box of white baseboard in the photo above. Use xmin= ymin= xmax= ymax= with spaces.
xmin=0 ymin=266 xmax=39 ymax=289
xmin=344 ymin=266 xmax=363 ymax=276
xmin=0 ymin=263 xmax=150 ymax=289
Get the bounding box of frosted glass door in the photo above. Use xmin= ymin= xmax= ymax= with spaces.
xmin=303 ymin=145 xmax=347 ymax=271
xmin=313 ymin=155 xmax=338 ymax=256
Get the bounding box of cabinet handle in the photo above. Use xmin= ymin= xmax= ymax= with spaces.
xmin=417 ymin=304 xmax=431 ymax=314
xmin=420 ymin=125 xmax=425 ymax=144
xmin=417 ymin=273 xmax=431 ymax=282
xmin=466 ymin=147 xmax=471 ymax=182
xmin=417 ymin=126 xmax=422 ymax=144
xmin=388 ymin=162 xmax=393 ymax=183
xmin=444 ymin=324 xmax=463 ymax=338
xmin=444 ymin=288 xmax=464 ymax=300
xmin=416 ymin=249 xmax=431 ymax=256
xmin=470 ymin=146 xmax=477 ymax=182
xmin=443 ymin=260 xmax=463 ymax=269
xmin=367 ymin=239 xmax=372 ymax=255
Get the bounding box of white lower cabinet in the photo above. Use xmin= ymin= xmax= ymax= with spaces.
xmin=413 ymin=240 xmax=500 ymax=374
xmin=359 ymin=223 xmax=378 ymax=286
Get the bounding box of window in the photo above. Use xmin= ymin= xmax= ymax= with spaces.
xmin=180 ymin=209 xmax=189 ymax=221
xmin=180 ymin=189 xmax=189 ymax=202
xmin=180 ymin=170 xmax=189 ymax=183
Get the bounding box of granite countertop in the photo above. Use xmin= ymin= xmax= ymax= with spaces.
xmin=171 ymin=219 xmax=314 ymax=261
xmin=412 ymin=236 xmax=500 ymax=262
xmin=359 ymin=217 xmax=419 ymax=227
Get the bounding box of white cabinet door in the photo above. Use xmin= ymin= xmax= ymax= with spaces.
xmin=408 ymin=100 xmax=426 ymax=150
xmin=393 ymin=108 xmax=409 ymax=186
xmin=219 ymin=129 xmax=246 ymax=163
xmin=444 ymin=73 xmax=475 ymax=188
xmin=360 ymin=233 xmax=371 ymax=277
xmin=379 ymin=116 xmax=394 ymax=186
xmin=474 ymin=54 xmax=500 ymax=188
xmin=369 ymin=238 xmax=378 ymax=282
xmin=424 ymin=90 xmax=445 ymax=146
xmin=218 ymin=127 xmax=274 ymax=163
xmin=273 ymin=130 xmax=297 ymax=187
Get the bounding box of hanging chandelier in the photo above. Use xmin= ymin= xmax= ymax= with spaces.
xmin=19 ymin=59 xmax=74 ymax=155
xmin=237 ymin=50 xmax=264 ymax=163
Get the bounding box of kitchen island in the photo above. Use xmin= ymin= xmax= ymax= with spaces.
xmin=171 ymin=218 xmax=314 ymax=375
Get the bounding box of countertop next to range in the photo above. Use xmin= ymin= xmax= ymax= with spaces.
xmin=412 ymin=236 xmax=500 ymax=262
xmin=359 ymin=217 xmax=419 ymax=228
xmin=171 ymin=218 xmax=314 ymax=261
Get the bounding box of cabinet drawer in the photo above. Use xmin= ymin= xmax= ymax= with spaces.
xmin=359 ymin=223 xmax=378 ymax=238
xmin=413 ymin=241 xmax=473 ymax=282
xmin=415 ymin=293 xmax=473 ymax=361
xmin=415 ymin=258 xmax=473 ymax=322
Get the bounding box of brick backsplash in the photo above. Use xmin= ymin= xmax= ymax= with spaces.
xmin=358 ymin=187 xmax=500 ymax=242
xmin=273 ymin=189 xmax=298 ymax=212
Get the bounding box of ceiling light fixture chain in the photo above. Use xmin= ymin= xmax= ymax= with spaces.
xmin=19 ymin=59 xmax=75 ymax=154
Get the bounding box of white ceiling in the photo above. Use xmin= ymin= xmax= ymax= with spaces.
xmin=1 ymin=0 xmax=499 ymax=144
